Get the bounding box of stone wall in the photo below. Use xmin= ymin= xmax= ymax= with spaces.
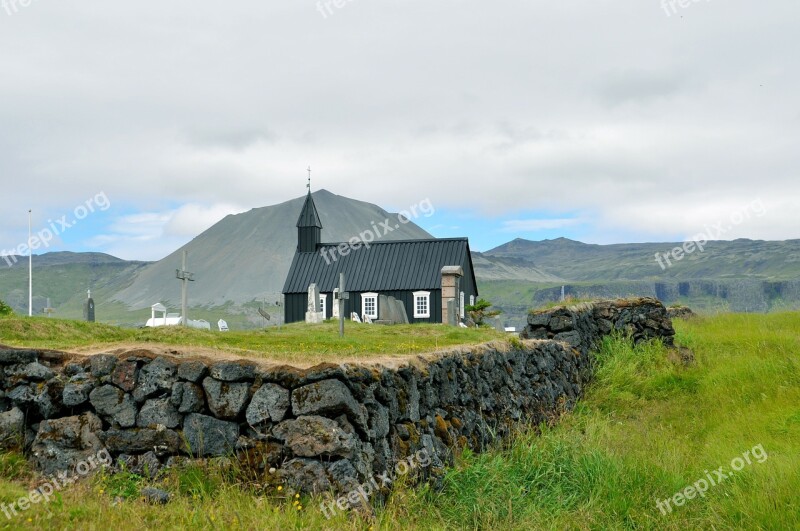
xmin=521 ymin=297 xmax=675 ymax=354
xmin=0 ymin=297 xmax=674 ymax=499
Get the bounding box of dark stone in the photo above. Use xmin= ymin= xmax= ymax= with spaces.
xmin=22 ymin=362 xmax=55 ymax=381
xmin=527 ymin=312 xmax=550 ymax=327
xmin=90 ymin=354 xmax=118 ymax=377
xmin=8 ymin=385 xmax=35 ymax=406
xmin=177 ymin=361 xmax=207 ymax=383
xmin=63 ymin=374 xmax=96 ymax=407
xmin=291 ymin=379 xmax=367 ymax=433
xmin=183 ymin=413 xmax=239 ymax=457
xmin=141 ymin=487 xmax=171 ymax=504
xmin=246 ymin=383 xmax=290 ymax=433
xmin=64 ymin=363 xmax=86 ymax=377
xmin=34 ymin=381 xmax=64 ymax=419
xmin=0 ymin=349 xmax=38 ymax=365
xmin=111 ymin=360 xmax=139 ymax=392
xmin=89 ymin=385 xmax=137 ymax=428
xmin=202 ymin=377 xmax=249 ymax=420
xmin=137 ymin=398 xmax=181 ymax=429
xmin=118 ymin=451 xmax=162 ymax=479
xmin=209 ymin=361 xmax=257 ymax=382
xmin=278 ymin=458 xmax=332 ymax=494
xmin=101 ymin=428 xmax=181 ymax=455
xmin=327 ymin=459 xmax=360 ymax=491
xmin=548 ymin=313 xmax=574 ymax=332
xmin=133 ymin=357 xmax=177 ymax=402
xmin=30 ymin=413 xmax=104 ymax=475
xmin=368 ymin=403 xmax=390 ymax=439
xmin=0 ymin=407 xmax=25 ymax=449
xmin=553 ymin=331 xmax=582 ymax=347
xmin=171 ymin=382 xmax=205 ymax=413
xmin=273 ymin=416 xmax=356 ymax=459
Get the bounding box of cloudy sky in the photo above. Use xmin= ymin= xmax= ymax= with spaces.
xmin=0 ymin=0 xmax=797 ymax=260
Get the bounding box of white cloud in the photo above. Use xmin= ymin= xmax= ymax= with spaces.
xmin=501 ymin=218 xmax=582 ymax=232
xmin=164 ymin=203 xmax=246 ymax=237
xmin=84 ymin=203 xmax=246 ymax=260
xmin=0 ymin=0 xmax=797 ymax=252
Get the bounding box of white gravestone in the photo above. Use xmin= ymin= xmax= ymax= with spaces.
xmin=305 ymin=284 xmax=324 ymax=324
xmin=332 ymin=288 xmax=340 ymax=319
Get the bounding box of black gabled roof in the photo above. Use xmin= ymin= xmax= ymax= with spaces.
xmin=282 ymin=238 xmax=478 ymax=294
xmin=296 ymin=191 xmax=322 ymax=228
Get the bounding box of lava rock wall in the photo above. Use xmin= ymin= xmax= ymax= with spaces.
xmin=0 ymin=297 xmax=674 ymax=496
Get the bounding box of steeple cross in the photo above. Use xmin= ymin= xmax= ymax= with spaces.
xmin=307 ymin=166 xmax=311 ymax=191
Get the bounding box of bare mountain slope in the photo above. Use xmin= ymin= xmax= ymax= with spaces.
xmin=112 ymin=190 xmax=432 ymax=309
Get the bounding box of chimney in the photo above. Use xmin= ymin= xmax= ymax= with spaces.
xmin=441 ymin=266 xmax=463 ymax=325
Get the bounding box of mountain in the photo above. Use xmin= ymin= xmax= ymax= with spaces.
xmin=481 ymin=237 xmax=800 ymax=281
xmin=475 ymin=237 xmax=800 ymax=329
xmin=0 ymin=252 xmax=149 ymax=322
xmin=3 ymin=199 xmax=800 ymax=330
xmin=112 ymin=189 xmax=432 ymax=310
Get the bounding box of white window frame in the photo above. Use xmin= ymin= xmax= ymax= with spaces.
xmin=460 ymin=291 xmax=465 ymax=319
xmin=413 ymin=291 xmax=431 ymax=319
xmin=319 ymin=294 xmax=327 ymax=315
xmin=361 ymin=292 xmax=378 ymax=320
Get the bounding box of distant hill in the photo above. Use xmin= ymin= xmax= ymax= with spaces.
xmin=111 ymin=189 xmax=432 ymax=310
xmin=479 ymin=237 xmax=800 ymax=281
xmin=475 ymin=237 xmax=800 ymax=329
xmin=3 ymin=207 xmax=799 ymax=330
xmin=0 ymin=252 xmax=149 ymax=323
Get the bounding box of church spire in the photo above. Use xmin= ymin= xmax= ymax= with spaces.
xmin=296 ymin=168 xmax=322 ymax=252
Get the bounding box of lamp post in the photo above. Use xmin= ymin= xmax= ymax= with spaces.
xmin=28 ymin=209 xmax=32 ymax=317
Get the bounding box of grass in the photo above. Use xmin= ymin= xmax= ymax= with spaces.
xmin=0 ymin=315 xmax=507 ymax=365
xmin=0 ymin=312 xmax=798 ymax=529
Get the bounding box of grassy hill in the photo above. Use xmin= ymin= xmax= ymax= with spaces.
xmin=0 ymin=252 xmax=149 ymax=323
xmin=474 ymin=237 xmax=800 ymax=327
xmin=0 ymin=312 xmax=797 ymax=529
xmin=481 ymin=237 xmax=800 ymax=281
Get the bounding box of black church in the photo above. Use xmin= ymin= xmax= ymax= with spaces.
xmin=282 ymin=191 xmax=478 ymax=324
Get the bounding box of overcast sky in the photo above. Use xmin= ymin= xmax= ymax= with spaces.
xmin=0 ymin=0 xmax=797 ymax=260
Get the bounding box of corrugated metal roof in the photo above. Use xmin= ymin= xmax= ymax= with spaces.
xmin=282 ymin=238 xmax=474 ymax=293
xmin=295 ymin=191 xmax=322 ymax=228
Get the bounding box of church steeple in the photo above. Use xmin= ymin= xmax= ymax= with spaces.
xmin=296 ymin=169 xmax=322 ymax=252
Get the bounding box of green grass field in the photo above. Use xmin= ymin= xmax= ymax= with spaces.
xmin=0 ymin=316 xmax=506 ymax=365
xmin=0 ymin=312 xmax=798 ymax=529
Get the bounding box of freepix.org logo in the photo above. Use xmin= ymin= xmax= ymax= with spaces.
xmin=1 ymin=192 xmax=111 ymax=267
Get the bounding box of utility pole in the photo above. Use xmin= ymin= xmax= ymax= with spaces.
xmin=336 ymin=273 xmax=349 ymax=337
xmin=175 ymin=250 xmax=194 ymax=326
xmin=28 ymin=209 xmax=32 ymax=316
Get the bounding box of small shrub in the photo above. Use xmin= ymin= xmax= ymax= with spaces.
xmin=0 ymin=300 xmax=13 ymax=316
xmin=466 ymin=299 xmax=501 ymax=326
xmin=101 ymin=470 xmax=144 ymax=499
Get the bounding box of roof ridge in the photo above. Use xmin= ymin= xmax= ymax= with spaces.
xmin=318 ymin=237 xmax=469 ymax=246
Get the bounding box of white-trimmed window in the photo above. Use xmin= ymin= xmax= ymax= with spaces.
xmin=460 ymin=291 xmax=465 ymax=319
xmin=413 ymin=291 xmax=431 ymax=319
xmin=361 ymin=292 xmax=378 ymax=320
xmin=469 ymin=295 xmax=475 ymax=307
xmin=319 ymin=294 xmax=327 ymax=315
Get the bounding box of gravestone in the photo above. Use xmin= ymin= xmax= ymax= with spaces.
xmin=305 ymin=284 xmax=324 ymax=324
xmin=446 ymin=299 xmax=458 ymax=327
xmin=83 ymin=290 xmax=95 ymax=322
xmin=332 ymin=289 xmax=340 ymax=319
xmin=378 ymin=295 xmax=392 ymax=322
xmin=394 ymin=300 xmax=409 ymax=324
